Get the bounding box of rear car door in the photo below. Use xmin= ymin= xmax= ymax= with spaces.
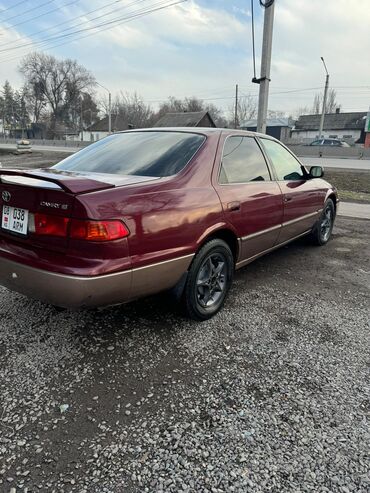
xmin=213 ymin=134 xmax=283 ymax=263
xmin=259 ymin=138 xmax=323 ymax=244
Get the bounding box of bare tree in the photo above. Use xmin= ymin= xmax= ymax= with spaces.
xmin=155 ymin=96 xmax=227 ymax=127
xmin=311 ymin=89 xmax=341 ymax=114
xmin=228 ymin=94 xmax=257 ymax=127
xmin=19 ymin=52 xmax=95 ymax=137
xmin=22 ymin=81 xmax=46 ymax=123
xmin=113 ymin=92 xmax=154 ymax=128
xmin=291 ymin=105 xmax=311 ymax=119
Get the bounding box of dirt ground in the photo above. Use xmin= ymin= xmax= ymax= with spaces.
xmin=1 ymin=149 xmax=369 ymax=204
xmin=0 ymin=149 xmax=69 ymax=170
xmin=0 ymin=217 xmax=369 ymax=492
xmin=325 ymin=169 xmax=370 ymax=204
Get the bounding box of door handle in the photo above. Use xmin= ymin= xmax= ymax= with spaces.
xmin=227 ymin=201 xmax=241 ymax=212
xmin=284 ymin=196 xmax=293 ymax=202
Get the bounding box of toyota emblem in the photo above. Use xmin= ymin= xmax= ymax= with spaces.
xmin=2 ymin=191 xmax=11 ymax=202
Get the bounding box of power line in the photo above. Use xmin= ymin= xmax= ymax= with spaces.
xmin=0 ymin=0 xmax=182 ymax=55
xmin=251 ymin=0 xmax=257 ymax=80
xmin=2 ymin=0 xmax=56 ymax=23
xmin=0 ymin=0 xmax=188 ymax=64
xmin=0 ymin=0 xmax=30 ymax=15
xmin=4 ymin=0 xmax=83 ymax=31
xmin=1 ymin=0 xmax=150 ymax=50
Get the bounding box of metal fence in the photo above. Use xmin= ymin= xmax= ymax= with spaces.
xmin=286 ymin=144 xmax=370 ymax=160
xmin=0 ymin=138 xmax=90 ymax=148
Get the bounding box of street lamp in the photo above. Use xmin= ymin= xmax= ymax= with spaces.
xmin=96 ymin=81 xmax=112 ymax=134
xmin=318 ymin=56 xmax=329 ymax=139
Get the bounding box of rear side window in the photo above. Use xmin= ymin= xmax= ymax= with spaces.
xmin=219 ymin=136 xmax=271 ymax=184
xmin=261 ymin=138 xmax=305 ymax=181
xmin=53 ymin=131 xmax=206 ymax=177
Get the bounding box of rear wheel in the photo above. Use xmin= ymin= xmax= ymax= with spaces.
xmin=310 ymin=199 xmax=335 ymax=246
xmin=182 ymin=239 xmax=234 ymax=320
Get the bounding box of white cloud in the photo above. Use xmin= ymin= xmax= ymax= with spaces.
xmin=0 ymin=0 xmax=369 ymax=116
xmin=270 ymin=0 xmax=370 ymax=112
xmin=0 ymin=26 xmax=36 ymax=86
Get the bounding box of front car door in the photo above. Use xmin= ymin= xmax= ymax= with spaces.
xmin=259 ymin=137 xmax=323 ymax=244
xmin=213 ymin=134 xmax=283 ymax=265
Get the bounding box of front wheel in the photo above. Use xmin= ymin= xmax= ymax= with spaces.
xmin=310 ymin=199 xmax=335 ymax=246
xmin=182 ymin=239 xmax=234 ymax=320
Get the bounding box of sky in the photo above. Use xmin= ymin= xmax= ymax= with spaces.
xmin=0 ymin=0 xmax=369 ymax=117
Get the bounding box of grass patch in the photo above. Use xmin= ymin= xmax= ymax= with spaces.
xmin=324 ymin=169 xmax=370 ymax=204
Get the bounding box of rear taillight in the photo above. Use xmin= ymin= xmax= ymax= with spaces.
xmin=69 ymin=219 xmax=129 ymax=241
xmin=32 ymin=213 xmax=69 ymax=237
xmin=30 ymin=214 xmax=129 ymax=241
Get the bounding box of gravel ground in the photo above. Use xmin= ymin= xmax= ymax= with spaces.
xmin=0 ymin=217 xmax=369 ymax=493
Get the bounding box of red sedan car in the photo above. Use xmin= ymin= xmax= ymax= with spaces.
xmin=0 ymin=129 xmax=337 ymax=320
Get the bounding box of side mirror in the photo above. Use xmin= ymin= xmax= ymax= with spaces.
xmin=309 ymin=165 xmax=324 ymax=178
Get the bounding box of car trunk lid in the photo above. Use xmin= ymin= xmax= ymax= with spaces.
xmin=0 ymin=168 xmax=157 ymax=254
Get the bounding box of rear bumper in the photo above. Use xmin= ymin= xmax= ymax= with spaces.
xmin=0 ymin=254 xmax=194 ymax=308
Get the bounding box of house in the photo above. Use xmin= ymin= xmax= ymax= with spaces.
xmin=154 ymin=111 xmax=216 ymax=128
xmin=291 ymin=110 xmax=367 ymax=144
xmin=239 ymin=117 xmax=293 ymax=142
xmin=81 ymin=114 xmax=129 ymax=142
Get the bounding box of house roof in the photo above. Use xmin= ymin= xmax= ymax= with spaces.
xmin=87 ymin=114 xmax=129 ymax=132
xmin=240 ymin=117 xmax=292 ymax=128
xmin=294 ymin=112 xmax=367 ymax=131
xmin=154 ymin=111 xmax=215 ymax=128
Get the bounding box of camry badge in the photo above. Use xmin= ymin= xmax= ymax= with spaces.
xmin=2 ymin=191 xmax=11 ymax=202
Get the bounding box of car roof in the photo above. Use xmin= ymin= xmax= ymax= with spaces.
xmin=118 ymin=127 xmax=276 ymax=140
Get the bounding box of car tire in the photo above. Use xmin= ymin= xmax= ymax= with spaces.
xmin=182 ymin=239 xmax=234 ymax=321
xmin=310 ymin=198 xmax=335 ymax=246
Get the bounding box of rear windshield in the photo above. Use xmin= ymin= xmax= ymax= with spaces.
xmin=53 ymin=131 xmax=206 ymax=177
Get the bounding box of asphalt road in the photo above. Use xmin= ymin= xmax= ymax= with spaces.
xmin=0 ymin=143 xmax=82 ymax=154
xmin=0 ymin=217 xmax=369 ymax=493
xmin=301 ymin=156 xmax=370 ymax=171
xmin=339 ymin=202 xmax=370 ymax=220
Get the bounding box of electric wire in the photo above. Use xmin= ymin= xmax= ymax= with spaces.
xmin=0 ymin=0 xmax=151 ymax=51
xmin=259 ymin=0 xmax=275 ymax=8
xmin=0 ymin=0 xmax=146 ymax=46
xmin=3 ymin=0 xmax=83 ymax=31
xmin=2 ymin=0 xmax=56 ymax=23
xmin=251 ymin=0 xmax=257 ymax=80
xmin=0 ymin=0 xmax=30 ymax=15
xmin=0 ymin=0 xmax=184 ymax=56
xmin=0 ymin=0 xmax=188 ymax=64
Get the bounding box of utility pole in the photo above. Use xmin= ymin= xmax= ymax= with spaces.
xmin=234 ymin=84 xmax=239 ymax=129
xmin=255 ymin=0 xmax=275 ymax=134
xmin=97 ymin=82 xmax=112 ymax=134
xmin=80 ymin=98 xmax=83 ymax=141
xmin=318 ymin=57 xmax=329 ymax=139
xmin=108 ymin=91 xmax=112 ymax=134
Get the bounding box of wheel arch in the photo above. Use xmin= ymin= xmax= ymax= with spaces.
xmin=196 ymin=227 xmax=240 ymax=264
xmin=170 ymin=226 xmax=239 ymax=302
xmin=326 ymin=191 xmax=338 ymax=215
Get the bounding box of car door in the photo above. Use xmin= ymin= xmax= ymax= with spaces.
xmin=259 ymin=137 xmax=323 ymax=244
xmin=213 ymin=134 xmax=283 ymax=264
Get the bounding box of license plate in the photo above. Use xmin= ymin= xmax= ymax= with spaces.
xmin=1 ymin=205 xmax=29 ymax=235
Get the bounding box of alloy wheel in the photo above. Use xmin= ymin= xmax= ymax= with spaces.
xmin=320 ymin=206 xmax=333 ymax=242
xmin=196 ymin=253 xmax=227 ymax=308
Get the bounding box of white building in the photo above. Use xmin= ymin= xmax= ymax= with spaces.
xmin=292 ymin=110 xmax=367 ymax=144
xmin=80 ymin=114 xmax=129 ymax=142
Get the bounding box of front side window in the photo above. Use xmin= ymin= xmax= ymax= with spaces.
xmin=219 ymin=136 xmax=271 ymax=184
xmin=261 ymin=138 xmax=306 ymax=181
xmin=53 ymin=131 xmax=206 ymax=177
